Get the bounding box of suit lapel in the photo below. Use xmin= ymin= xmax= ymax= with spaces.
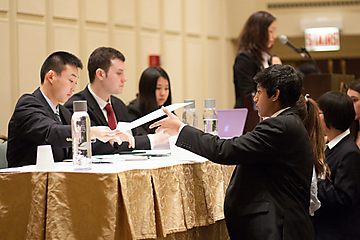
xmin=33 ymin=88 xmax=60 ymax=123
xmin=83 ymin=87 xmax=109 ymax=126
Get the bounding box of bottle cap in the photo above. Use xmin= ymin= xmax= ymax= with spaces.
xmin=184 ymin=99 xmax=195 ymax=109
xmin=205 ymin=98 xmax=215 ymax=108
xmin=73 ymin=100 xmax=87 ymax=112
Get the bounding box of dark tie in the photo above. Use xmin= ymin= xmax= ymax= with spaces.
xmin=104 ymin=103 xmax=117 ymax=130
xmin=55 ymin=110 xmax=62 ymax=122
xmin=325 ymin=146 xmax=331 ymax=157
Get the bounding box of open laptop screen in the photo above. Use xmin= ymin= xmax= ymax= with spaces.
xmin=217 ymin=108 xmax=248 ymax=139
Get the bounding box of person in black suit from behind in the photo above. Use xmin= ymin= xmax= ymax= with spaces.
xmin=65 ymin=47 xmax=169 ymax=155
xmin=313 ymin=91 xmax=360 ymax=240
xmin=7 ymin=51 xmax=126 ymax=167
xmin=150 ymin=64 xmax=315 ymax=240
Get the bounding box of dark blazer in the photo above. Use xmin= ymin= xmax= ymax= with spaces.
xmin=176 ymin=108 xmax=315 ymax=240
xmin=313 ymin=135 xmax=360 ymax=240
xmin=7 ymin=88 xmax=72 ymax=167
xmin=233 ymin=51 xmax=261 ymax=109
xmin=64 ymin=87 xmax=150 ymax=155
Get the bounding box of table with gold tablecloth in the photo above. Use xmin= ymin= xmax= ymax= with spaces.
xmin=0 ymin=156 xmax=235 ymax=239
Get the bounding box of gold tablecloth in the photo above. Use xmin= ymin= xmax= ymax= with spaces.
xmin=0 ymin=160 xmax=234 ymax=239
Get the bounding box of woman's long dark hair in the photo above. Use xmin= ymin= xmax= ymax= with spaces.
xmin=348 ymin=79 xmax=360 ymax=142
xmin=138 ymin=67 xmax=172 ymax=116
xmin=237 ymin=11 xmax=275 ymax=66
xmin=297 ymin=95 xmax=330 ymax=179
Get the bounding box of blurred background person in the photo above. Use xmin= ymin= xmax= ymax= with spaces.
xmin=347 ymin=79 xmax=360 ymax=148
xmin=233 ymin=10 xmax=281 ymax=132
xmin=313 ymin=91 xmax=360 ymax=240
xmin=128 ymin=66 xmax=172 ymax=134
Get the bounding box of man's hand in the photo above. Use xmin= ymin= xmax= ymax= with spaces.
xmin=90 ymin=126 xmax=135 ymax=148
xmin=149 ymin=107 xmax=183 ymax=136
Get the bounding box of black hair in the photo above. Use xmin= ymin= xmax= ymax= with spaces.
xmin=253 ymin=64 xmax=303 ymax=108
xmin=138 ymin=66 xmax=172 ymax=115
xmin=88 ymin=47 xmax=125 ymax=83
xmin=40 ymin=51 xmax=83 ymax=84
xmin=317 ymin=91 xmax=355 ymax=132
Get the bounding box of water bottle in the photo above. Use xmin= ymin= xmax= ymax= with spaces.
xmin=203 ymin=98 xmax=218 ymax=135
xmin=72 ymin=100 xmax=92 ymax=170
xmin=182 ymin=99 xmax=198 ymax=128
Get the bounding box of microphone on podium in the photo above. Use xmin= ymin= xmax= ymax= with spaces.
xmin=279 ymin=35 xmax=304 ymax=54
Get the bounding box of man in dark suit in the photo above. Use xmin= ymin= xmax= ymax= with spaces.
xmin=65 ymin=47 xmax=168 ymax=155
xmin=7 ymin=51 xmax=82 ymax=167
xmin=151 ymin=65 xmax=315 ymax=240
xmin=313 ymin=91 xmax=360 ymax=240
xmin=7 ymin=51 xmax=128 ymax=167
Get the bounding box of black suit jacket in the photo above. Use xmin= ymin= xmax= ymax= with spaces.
xmin=313 ymin=135 xmax=360 ymax=240
xmin=176 ymin=108 xmax=315 ymax=240
xmin=233 ymin=51 xmax=261 ymax=108
xmin=7 ymin=88 xmax=72 ymax=167
xmin=64 ymin=87 xmax=150 ymax=155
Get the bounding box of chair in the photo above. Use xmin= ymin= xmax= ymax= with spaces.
xmin=0 ymin=135 xmax=8 ymax=169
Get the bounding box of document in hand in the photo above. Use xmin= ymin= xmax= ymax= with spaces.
xmin=116 ymin=102 xmax=191 ymax=132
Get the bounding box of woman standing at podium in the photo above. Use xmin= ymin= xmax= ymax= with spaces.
xmin=347 ymin=79 xmax=360 ymax=148
xmin=233 ymin=11 xmax=281 ymax=132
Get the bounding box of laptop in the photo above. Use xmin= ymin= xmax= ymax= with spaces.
xmin=217 ymin=108 xmax=248 ymax=139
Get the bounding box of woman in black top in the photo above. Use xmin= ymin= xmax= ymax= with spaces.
xmin=128 ymin=66 xmax=172 ymax=134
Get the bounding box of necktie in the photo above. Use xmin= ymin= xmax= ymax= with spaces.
xmin=104 ymin=103 xmax=117 ymax=130
xmin=55 ymin=110 xmax=62 ymax=122
xmin=325 ymin=146 xmax=331 ymax=157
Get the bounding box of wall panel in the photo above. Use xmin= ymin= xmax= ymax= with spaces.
xmin=139 ymin=0 xmax=159 ymax=30
xmin=114 ymin=0 xmax=135 ymax=27
xmin=163 ymin=35 xmax=183 ymax=103
xmin=207 ymin=39 xmax=223 ymax=108
xmin=185 ymin=0 xmax=201 ymax=35
xmin=206 ymin=0 xmax=221 ymax=38
xmin=86 ymin=0 xmax=108 ymax=23
xmin=0 ymin=0 xmax=9 ymax=11
xmin=54 ymin=25 xmax=80 ymax=56
xmin=17 ymin=0 xmax=45 ymax=15
xmin=113 ymin=29 xmax=137 ymax=103
xmin=17 ymin=21 xmax=46 ymax=95
xmin=0 ymin=20 xmax=11 ymax=135
xmin=163 ymin=0 xmax=181 ymax=33
xmin=139 ymin=32 xmax=160 ymax=73
xmin=53 ymin=0 xmax=78 ymax=20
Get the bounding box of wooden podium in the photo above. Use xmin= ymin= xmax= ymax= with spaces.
xmin=302 ymin=73 xmax=355 ymax=100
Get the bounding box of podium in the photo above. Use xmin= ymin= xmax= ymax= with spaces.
xmin=302 ymin=73 xmax=355 ymax=100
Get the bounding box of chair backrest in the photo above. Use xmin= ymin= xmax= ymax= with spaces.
xmin=0 ymin=141 xmax=8 ymax=169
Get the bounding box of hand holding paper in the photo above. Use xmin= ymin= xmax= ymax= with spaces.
xmin=149 ymin=107 xmax=183 ymax=136
xmin=116 ymin=102 xmax=191 ymax=132
xmin=90 ymin=126 xmax=135 ymax=148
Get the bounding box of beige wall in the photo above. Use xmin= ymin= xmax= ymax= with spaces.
xmin=0 ymin=0 xmax=360 ymax=135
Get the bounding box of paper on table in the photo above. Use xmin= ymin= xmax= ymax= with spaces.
xmin=116 ymin=102 xmax=191 ymax=132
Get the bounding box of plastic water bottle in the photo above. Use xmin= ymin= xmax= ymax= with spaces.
xmin=182 ymin=99 xmax=198 ymax=128
xmin=72 ymin=100 xmax=92 ymax=170
xmin=203 ymin=98 xmax=218 ymax=135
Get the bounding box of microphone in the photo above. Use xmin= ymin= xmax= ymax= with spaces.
xmin=279 ymin=35 xmax=303 ymax=54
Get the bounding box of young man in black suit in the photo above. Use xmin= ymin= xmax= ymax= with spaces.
xmin=65 ymin=47 xmax=169 ymax=155
xmin=7 ymin=51 xmax=130 ymax=167
xmin=313 ymin=91 xmax=360 ymax=240
xmin=150 ymin=64 xmax=315 ymax=240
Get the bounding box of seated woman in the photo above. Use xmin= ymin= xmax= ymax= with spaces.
xmin=128 ymin=66 xmax=172 ymax=134
xmin=313 ymin=91 xmax=360 ymax=240
xmin=347 ymin=79 xmax=360 ymax=148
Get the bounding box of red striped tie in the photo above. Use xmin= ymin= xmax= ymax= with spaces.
xmin=104 ymin=103 xmax=117 ymax=130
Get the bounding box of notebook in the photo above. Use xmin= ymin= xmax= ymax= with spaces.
xmin=217 ymin=108 xmax=248 ymax=139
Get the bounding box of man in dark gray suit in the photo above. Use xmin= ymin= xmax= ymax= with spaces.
xmin=150 ymin=64 xmax=315 ymax=240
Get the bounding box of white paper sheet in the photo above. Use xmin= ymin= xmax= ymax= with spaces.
xmin=116 ymin=102 xmax=191 ymax=132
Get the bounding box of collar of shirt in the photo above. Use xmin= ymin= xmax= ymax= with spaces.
xmin=40 ymin=89 xmax=59 ymax=114
xmin=271 ymin=107 xmax=291 ymax=118
xmin=262 ymin=52 xmax=271 ymax=69
xmin=87 ymin=84 xmax=112 ymax=120
xmin=327 ymin=128 xmax=350 ymax=150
